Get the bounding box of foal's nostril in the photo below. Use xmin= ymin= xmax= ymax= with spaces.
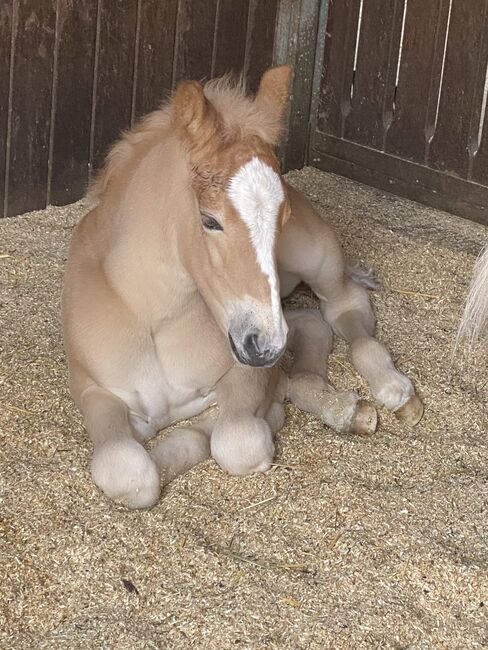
xmin=244 ymin=332 xmax=262 ymax=358
xmin=229 ymin=330 xmax=283 ymax=367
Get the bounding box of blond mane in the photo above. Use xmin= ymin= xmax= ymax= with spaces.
xmin=87 ymin=74 xmax=284 ymax=205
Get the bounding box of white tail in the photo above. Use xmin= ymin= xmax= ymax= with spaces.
xmin=458 ymin=243 xmax=488 ymax=348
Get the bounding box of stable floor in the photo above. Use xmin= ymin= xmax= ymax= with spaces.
xmin=1 ymin=168 xmax=487 ymax=649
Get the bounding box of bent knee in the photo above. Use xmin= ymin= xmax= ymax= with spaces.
xmin=211 ymin=416 xmax=275 ymax=476
xmin=91 ymin=439 xmax=160 ymax=509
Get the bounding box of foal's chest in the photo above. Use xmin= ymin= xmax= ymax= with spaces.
xmin=130 ymin=358 xmax=216 ymax=430
xmin=122 ymin=314 xmax=231 ymax=433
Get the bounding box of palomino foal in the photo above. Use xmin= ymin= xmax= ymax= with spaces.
xmin=63 ymin=66 xmax=423 ymax=508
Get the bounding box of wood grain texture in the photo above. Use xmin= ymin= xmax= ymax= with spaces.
xmin=313 ymin=133 xmax=488 ymax=224
xmin=473 ymin=102 xmax=488 ymax=185
xmin=50 ymin=0 xmax=97 ymax=205
xmin=314 ymin=0 xmax=488 ymax=221
xmin=468 ymin=2 xmax=488 ymax=184
xmin=134 ymin=0 xmax=178 ymax=117
xmin=429 ymin=0 xmax=488 ymax=178
xmin=275 ymin=0 xmax=323 ymax=170
xmin=244 ymin=0 xmax=278 ymax=93
xmin=344 ymin=0 xmax=405 ymax=149
xmin=212 ymin=0 xmax=249 ymax=77
xmin=0 ymin=0 xmax=13 ymax=216
xmin=6 ymin=0 xmax=56 ymax=216
xmin=173 ymin=0 xmax=218 ymax=85
xmin=386 ymin=0 xmax=450 ymax=164
xmin=316 ymin=0 xmax=361 ymax=137
xmin=91 ymin=0 xmax=137 ymax=170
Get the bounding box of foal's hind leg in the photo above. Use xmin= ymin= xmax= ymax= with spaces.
xmin=318 ymin=276 xmax=423 ymax=424
xmin=279 ymin=185 xmax=423 ymax=425
xmin=285 ymin=309 xmax=377 ymax=434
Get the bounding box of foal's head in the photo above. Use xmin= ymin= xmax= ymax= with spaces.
xmin=172 ymin=66 xmax=292 ymax=367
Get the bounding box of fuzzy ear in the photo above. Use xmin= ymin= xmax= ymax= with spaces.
xmin=254 ymin=65 xmax=293 ymax=125
xmin=172 ymin=80 xmax=211 ymax=137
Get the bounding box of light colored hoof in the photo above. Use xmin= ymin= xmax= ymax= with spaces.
xmin=353 ymin=400 xmax=378 ymax=435
xmin=395 ymin=395 xmax=424 ymax=427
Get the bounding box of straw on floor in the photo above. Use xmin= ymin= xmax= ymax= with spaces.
xmin=1 ymin=168 xmax=487 ymax=649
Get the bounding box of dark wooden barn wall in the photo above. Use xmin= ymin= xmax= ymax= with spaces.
xmin=0 ymin=0 xmax=278 ymax=218
xmin=5 ymin=0 xmax=487 ymax=223
xmin=311 ymin=0 xmax=488 ymax=224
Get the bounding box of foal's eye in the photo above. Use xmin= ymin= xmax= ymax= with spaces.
xmin=201 ymin=212 xmax=223 ymax=232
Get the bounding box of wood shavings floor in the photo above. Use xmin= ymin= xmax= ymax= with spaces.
xmin=1 ymin=168 xmax=487 ymax=649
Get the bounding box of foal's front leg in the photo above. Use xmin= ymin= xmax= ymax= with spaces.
xmin=81 ymin=385 xmax=161 ymax=509
xmin=82 ymin=385 xmax=212 ymax=508
xmin=211 ymin=365 xmax=277 ymax=475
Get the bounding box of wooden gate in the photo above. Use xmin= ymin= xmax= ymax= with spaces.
xmin=0 ymin=0 xmax=278 ymax=217
xmin=309 ymin=0 xmax=488 ymax=224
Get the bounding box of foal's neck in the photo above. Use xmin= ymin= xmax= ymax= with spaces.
xmin=103 ymin=138 xmax=202 ymax=322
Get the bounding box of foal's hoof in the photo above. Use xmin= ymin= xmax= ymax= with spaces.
xmin=394 ymin=395 xmax=424 ymax=427
xmin=353 ymin=400 xmax=378 ymax=435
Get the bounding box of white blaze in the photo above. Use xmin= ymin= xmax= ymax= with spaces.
xmin=227 ymin=157 xmax=284 ymax=330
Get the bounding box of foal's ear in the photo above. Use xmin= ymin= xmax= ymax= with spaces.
xmin=255 ymin=65 xmax=293 ymax=125
xmin=172 ymin=80 xmax=212 ymax=137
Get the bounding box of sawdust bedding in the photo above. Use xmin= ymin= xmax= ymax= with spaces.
xmin=1 ymin=167 xmax=487 ymax=649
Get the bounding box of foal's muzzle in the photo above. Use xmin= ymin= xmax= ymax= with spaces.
xmin=228 ymin=330 xmax=285 ymax=367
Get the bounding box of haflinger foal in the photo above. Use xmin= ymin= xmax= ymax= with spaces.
xmin=62 ymin=65 xmax=423 ymax=509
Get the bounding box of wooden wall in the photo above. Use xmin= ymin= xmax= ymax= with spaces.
xmin=0 ymin=0 xmax=279 ymax=217
xmin=5 ymin=1 xmax=487 ymax=224
xmin=310 ymin=0 xmax=488 ymax=224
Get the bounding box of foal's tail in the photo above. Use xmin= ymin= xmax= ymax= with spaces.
xmin=457 ymin=243 xmax=488 ymax=349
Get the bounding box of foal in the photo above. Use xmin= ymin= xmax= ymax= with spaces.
xmin=63 ymin=66 xmax=423 ymax=508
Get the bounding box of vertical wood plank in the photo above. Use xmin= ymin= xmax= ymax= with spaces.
xmin=212 ymin=0 xmax=249 ymax=77
xmin=463 ymin=4 xmax=488 ymax=184
xmin=50 ymin=0 xmax=97 ymax=205
xmin=316 ymin=0 xmax=361 ymax=137
xmin=386 ymin=0 xmax=450 ymax=164
xmin=0 ymin=0 xmax=13 ymax=216
xmin=344 ymin=0 xmax=405 ymax=150
xmin=91 ymin=0 xmax=137 ymax=169
xmin=472 ymin=97 xmax=488 ymax=184
xmin=173 ymin=0 xmax=218 ymax=85
xmin=429 ymin=0 xmax=488 ymax=178
xmin=244 ymin=0 xmax=279 ymax=93
xmin=134 ymin=0 xmax=178 ymax=117
xmin=275 ymin=0 xmax=324 ymax=170
xmin=6 ymin=0 xmax=56 ymax=216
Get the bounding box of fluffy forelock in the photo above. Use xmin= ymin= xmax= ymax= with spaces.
xmin=203 ymin=75 xmax=284 ymax=145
